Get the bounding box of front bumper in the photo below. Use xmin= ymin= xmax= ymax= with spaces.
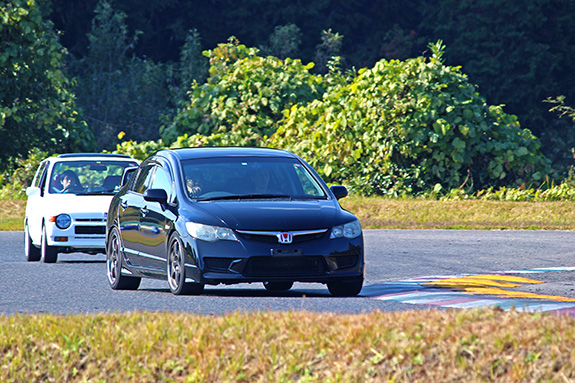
xmin=46 ymin=218 xmax=107 ymax=253
xmin=181 ymin=232 xmax=364 ymax=285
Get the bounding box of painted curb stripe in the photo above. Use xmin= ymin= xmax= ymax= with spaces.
xmin=363 ymin=267 xmax=575 ymax=315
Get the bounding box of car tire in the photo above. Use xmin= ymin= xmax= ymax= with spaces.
xmin=167 ymin=232 xmax=204 ymax=295
xmin=107 ymin=227 xmax=141 ymax=290
xmin=41 ymin=225 xmax=58 ymax=263
xmin=327 ymin=277 xmax=363 ymax=297
xmin=24 ymin=222 xmax=41 ymax=262
xmin=263 ymin=281 xmax=294 ymax=291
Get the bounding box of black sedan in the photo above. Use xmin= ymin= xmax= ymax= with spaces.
xmin=106 ymin=147 xmax=364 ymax=296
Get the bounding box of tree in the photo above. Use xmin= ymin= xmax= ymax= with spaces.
xmin=259 ymin=23 xmax=302 ymax=60
xmin=161 ymin=38 xmax=324 ymax=147
xmin=72 ymin=0 xmax=170 ymax=150
xmin=313 ymin=29 xmax=344 ymax=75
xmin=169 ymin=29 xmax=209 ymax=108
xmin=0 ymin=0 xmax=94 ymax=171
xmin=420 ymin=0 xmax=575 ymax=172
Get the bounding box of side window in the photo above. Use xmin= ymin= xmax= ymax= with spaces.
xmin=132 ymin=164 xmax=155 ymax=194
xmin=151 ymin=166 xmax=173 ymax=194
xmin=32 ymin=161 xmax=48 ymax=189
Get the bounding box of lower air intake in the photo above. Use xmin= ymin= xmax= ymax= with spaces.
xmin=243 ymin=256 xmax=326 ymax=277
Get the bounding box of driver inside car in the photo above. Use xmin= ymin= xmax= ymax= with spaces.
xmin=53 ymin=170 xmax=83 ymax=193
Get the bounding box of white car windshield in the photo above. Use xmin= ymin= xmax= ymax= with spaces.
xmin=49 ymin=160 xmax=138 ymax=195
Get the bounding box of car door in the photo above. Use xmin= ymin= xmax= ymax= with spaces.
xmin=138 ymin=160 xmax=176 ymax=270
xmin=25 ymin=160 xmax=50 ymax=245
xmin=117 ymin=162 xmax=155 ymax=268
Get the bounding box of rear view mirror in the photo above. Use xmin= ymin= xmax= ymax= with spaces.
xmin=89 ymin=164 xmax=108 ymax=171
xmin=144 ymin=188 xmax=168 ymax=204
xmin=330 ymin=185 xmax=348 ymax=200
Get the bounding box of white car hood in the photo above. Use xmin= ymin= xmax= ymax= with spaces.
xmin=41 ymin=194 xmax=114 ymax=217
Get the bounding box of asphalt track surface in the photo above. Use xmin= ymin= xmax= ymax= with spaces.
xmin=1 ymin=230 xmax=575 ymax=315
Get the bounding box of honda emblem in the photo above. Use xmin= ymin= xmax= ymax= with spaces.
xmin=277 ymin=232 xmax=293 ymax=244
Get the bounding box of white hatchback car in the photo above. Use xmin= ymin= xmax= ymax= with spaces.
xmin=25 ymin=153 xmax=139 ymax=263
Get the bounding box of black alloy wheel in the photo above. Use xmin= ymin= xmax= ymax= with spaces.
xmin=167 ymin=232 xmax=204 ymax=295
xmin=107 ymin=227 xmax=141 ymax=290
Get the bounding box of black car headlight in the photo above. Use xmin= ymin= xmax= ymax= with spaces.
xmin=330 ymin=220 xmax=361 ymax=239
xmin=55 ymin=214 xmax=72 ymax=229
xmin=186 ymin=222 xmax=238 ymax=242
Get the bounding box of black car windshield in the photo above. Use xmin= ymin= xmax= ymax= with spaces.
xmin=49 ymin=160 xmax=138 ymax=195
xmin=182 ymin=157 xmax=328 ymax=201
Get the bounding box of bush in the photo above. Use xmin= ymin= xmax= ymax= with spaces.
xmin=161 ymin=38 xmax=324 ymax=147
xmin=271 ymin=42 xmax=550 ymax=195
xmin=0 ymin=148 xmax=48 ymax=200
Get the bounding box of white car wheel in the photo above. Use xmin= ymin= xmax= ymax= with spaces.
xmin=24 ymin=222 xmax=41 ymax=262
xmin=41 ymin=225 xmax=58 ymax=263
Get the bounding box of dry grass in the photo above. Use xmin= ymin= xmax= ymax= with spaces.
xmin=1 ymin=309 xmax=575 ymax=382
xmin=4 ymin=198 xmax=575 ymax=231
xmin=0 ymin=199 xmax=25 ymax=231
xmin=341 ymin=197 xmax=575 ymax=230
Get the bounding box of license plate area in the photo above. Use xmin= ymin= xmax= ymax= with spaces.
xmin=271 ymin=248 xmax=303 ymax=256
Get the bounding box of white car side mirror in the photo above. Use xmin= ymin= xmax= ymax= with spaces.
xmin=26 ymin=187 xmax=41 ymax=197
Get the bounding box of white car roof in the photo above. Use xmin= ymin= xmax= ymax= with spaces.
xmin=46 ymin=153 xmax=138 ymax=163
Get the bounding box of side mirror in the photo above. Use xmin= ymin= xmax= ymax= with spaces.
xmin=26 ymin=187 xmax=41 ymax=197
xmin=330 ymin=185 xmax=348 ymax=200
xmin=121 ymin=166 xmax=139 ymax=187
xmin=144 ymin=188 xmax=168 ymax=204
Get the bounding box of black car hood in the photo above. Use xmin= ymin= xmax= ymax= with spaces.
xmin=190 ymin=199 xmax=342 ymax=231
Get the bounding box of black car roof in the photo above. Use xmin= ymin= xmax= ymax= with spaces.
xmin=159 ymin=147 xmax=297 ymax=161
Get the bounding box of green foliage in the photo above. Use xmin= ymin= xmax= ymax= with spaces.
xmin=45 ymin=0 xmax=575 ymax=174
xmin=547 ymin=96 xmax=575 ymax=124
xmin=112 ymin=138 xmax=166 ymax=162
xmin=161 ymin=38 xmax=324 ymax=146
xmin=0 ymin=148 xmax=48 ymax=199
xmin=313 ymin=29 xmax=344 ymax=74
xmin=0 ymin=0 xmax=94 ymax=171
xmin=271 ymin=42 xmax=550 ymax=195
xmin=112 ymin=133 xmax=231 ymax=161
xmin=475 ymin=184 xmax=575 ymax=202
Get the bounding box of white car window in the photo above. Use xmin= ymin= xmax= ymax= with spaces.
xmin=31 ymin=161 xmax=48 ymax=189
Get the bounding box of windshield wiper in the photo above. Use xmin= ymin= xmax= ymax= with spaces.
xmin=197 ymin=193 xmax=292 ymax=201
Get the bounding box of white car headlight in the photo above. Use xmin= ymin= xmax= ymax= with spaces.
xmin=186 ymin=222 xmax=237 ymax=242
xmin=54 ymin=214 xmax=72 ymax=229
xmin=330 ymin=220 xmax=362 ymax=239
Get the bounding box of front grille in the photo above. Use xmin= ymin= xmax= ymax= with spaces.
xmin=236 ymin=229 xmax=327 ymax=244
xmin=243 ymin=256 xmax=326 ymax=277
xmin=75 ymin=225 xmax=106 ymax=235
